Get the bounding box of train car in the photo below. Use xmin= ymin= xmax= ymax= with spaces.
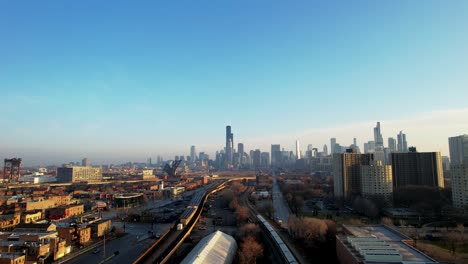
xmin=256 ymin=214 xmax=298 ymax=264
xmin=180 ymin=207 xmax=196 ymax=225
xmin=279 ymin=243 xmax=298 ymax=264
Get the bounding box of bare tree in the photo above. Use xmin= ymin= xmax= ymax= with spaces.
xmin=235 ymin=206 xmax=250 ymax=223
xmin=229 ymin=198 xmax=239 ymax=211
xmin=239 ymin=223 xmax=260 ymax=239
xmin=257 ymin=201 xmax=273 ymax=218
xmin=238 ymin=236 xmax=263 ymax=264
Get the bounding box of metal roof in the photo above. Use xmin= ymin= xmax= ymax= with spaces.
xmin=181 ymin=231 xmax=237 ymax=264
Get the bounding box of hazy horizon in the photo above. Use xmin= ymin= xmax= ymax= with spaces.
xmin=1 ymin=1 xmax=468 ymax=166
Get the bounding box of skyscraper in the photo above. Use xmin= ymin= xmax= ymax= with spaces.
xmin=323 ymin=144 xmax=328 ymax=155
xmin=449 ymin=135 xmax=468 ymax=208
xmin=271 ymin=144 xmax=281 ymax=166
xmin=238 ymin=143 xmax=244 ymax=165
xmin=374 ymin=122 xmax=384 ymax=148
xmin=397 ymin=131 xmax=408 ymax=153
xmin=390 ymin=148 xmax=444 ymax=191
xmin=82 ymin=158 xmax=90 ymax=167
xmin=252 ymin=150 xmax=261 ymax=169
xmin=364 ymin=141 xmax=375 ymax=154
xmin=331 ymin=138 xmax=337 ymax=154
xmin=296 ymin=140 xmax=301 ymax=160
xmin=261 ymin=152 xmax=270 ymax=168
xmin=190 ymin=145 xmax=197 ymax=162
xmin=225 ymin=125 xmax=234 ymax=167
xmin=388 ymin=137 xmax=397 ymax=153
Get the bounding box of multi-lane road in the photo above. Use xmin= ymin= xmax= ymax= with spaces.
xmin=272 ymin=174 xmax=291 ymax=227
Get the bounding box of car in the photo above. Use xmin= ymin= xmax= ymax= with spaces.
xmin=92 ymin=249 xmax=100 ymax=254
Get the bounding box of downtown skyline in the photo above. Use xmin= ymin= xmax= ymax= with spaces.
xmin=1 ymin=1 xmax=468 ymax=165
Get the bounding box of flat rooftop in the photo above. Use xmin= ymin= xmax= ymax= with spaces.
xmin=342 ymin=225 xmax=437 ymax=263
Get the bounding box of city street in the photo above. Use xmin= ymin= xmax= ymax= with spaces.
xmin=272 ymin=175 xmax=291 ymax=227
xmin=65 ymin=222 xmax=172 ymax=264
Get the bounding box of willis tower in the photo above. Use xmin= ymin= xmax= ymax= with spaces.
xmin=226 ymin=125 xmax=234 ymax=167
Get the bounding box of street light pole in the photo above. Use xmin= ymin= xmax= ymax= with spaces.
xmin=103 ymin=232 xmax=106 ymax=259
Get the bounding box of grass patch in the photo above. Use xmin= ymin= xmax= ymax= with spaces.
xmin=428 ymin=240 xmax=468 ymax=254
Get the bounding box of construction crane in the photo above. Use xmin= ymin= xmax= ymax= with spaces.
xmin=163 ymin=160 xmax=182 ymax=177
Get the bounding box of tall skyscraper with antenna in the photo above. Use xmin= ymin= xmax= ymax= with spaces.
xmin=225 ymin=125 xmax=234 ymax=167
xmin=296 ymin=140 xmax=301 ymax=160
xmin=374 ymin=122 xmax=384 ymax=148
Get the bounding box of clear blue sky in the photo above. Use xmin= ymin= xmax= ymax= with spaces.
xmin=1 ymin=1 xmax=468 ymax=165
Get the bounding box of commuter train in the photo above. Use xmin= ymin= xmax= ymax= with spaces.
xmin=257 ymin=214 xmax=298 ymax=264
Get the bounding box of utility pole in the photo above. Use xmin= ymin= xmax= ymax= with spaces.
xmin=103 ymin=232 xmax=106 ymax=259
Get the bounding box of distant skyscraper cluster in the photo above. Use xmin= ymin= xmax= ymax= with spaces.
xmin=332 ymin=121 xmax=448 ymax=205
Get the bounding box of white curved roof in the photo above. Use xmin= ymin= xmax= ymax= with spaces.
xmin=181 ymin=231 xmax=237 ymax=264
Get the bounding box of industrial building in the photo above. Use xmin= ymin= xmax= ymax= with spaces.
xmin=56 ymin=166 xmax=102 ymax=183
xmin=181 ymin=231 xmax=237 ymax=264
xmin=336 ymin=225 xmax=438 ymax=264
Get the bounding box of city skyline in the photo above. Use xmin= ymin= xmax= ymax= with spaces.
xmin=5 ymin=115 xmax=468 ymax=166
xmin=1 ymin=1 xmax=468 ymax=165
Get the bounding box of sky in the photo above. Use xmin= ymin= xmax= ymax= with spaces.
xmin=1 ymin=1 xmax=468 ymax=166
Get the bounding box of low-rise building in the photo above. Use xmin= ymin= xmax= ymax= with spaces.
xmin=46 ymin=204 xmax=84 ymax=220
xmin=48 ymin=195 xmax=72 ymax=206
xmin=21 ymin=199 xmax=56 ymax=212
xmin=0 ymin=252 xmax=25 ymax=264
xmin=336 ymin=225 xmax=438 ymax=264
xmin=90 ymin=219 xmax=111 ymax=238
xmin=0 ymin=215 xmax=20 ymax=230
xmin=56 ymin=224 xmax=91 ymax=246
xmin=21 ymin=211 xmax=42 ymax=224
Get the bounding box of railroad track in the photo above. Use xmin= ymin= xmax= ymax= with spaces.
xmin=241 ymin=187 xmax=300 ymax=264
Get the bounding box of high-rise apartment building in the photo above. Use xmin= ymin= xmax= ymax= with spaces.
xmin=390 ymin=148 xmax=444 ymax=191
xmin=374 ymin=122 xmax=384 ymax=148
xmin=361 ymin=160 xmax=393 ymax=205
xmin=333 ymin=150 xmax=374 ymax=199
xmin=225 ymin=125 xmax=234 ymax=167
xmin=449 ymin=134 xmax=468 ymax=208
xmin=190 ymin=146 xmax=197 ymax=162
xmin=449 ymin=135 xmax=468 ymax=166
xmin=451 ymin=164 xmax=468 ymax=208
xmin=397 ymin=131 xmax=408 ymax=153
